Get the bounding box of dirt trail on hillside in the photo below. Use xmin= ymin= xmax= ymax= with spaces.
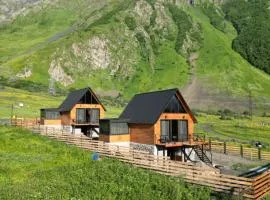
xmin=181 ymin=52 xmax=206 ymax=104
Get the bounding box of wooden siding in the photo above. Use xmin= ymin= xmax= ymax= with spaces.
xmin=70 ymin=104 xmax=105 ymax=123
xmin=61 ymin=112 xmax=71 ymax=125
xmin=60 ymin=104 xmax=105 ymax=126
xmin=99 ymin=134 xmax=130 ymax=143
xmin=129 ymin=124 xmax=155 ymax=144
xmin=154 ymin=113 xmax=194 ymax=144
xmin=41 ymin=119 xmax=62 ymax=125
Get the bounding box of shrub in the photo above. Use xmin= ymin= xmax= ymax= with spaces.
xmin=168 ymin=4 xmax=193 ymax=53
xmin=223 ymin=0 xmax=270 ymax=74
xmin=124 ymin=15 xmax=136 ymax=31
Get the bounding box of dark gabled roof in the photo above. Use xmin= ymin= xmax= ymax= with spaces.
xmin=40 ymin=108 xmax=59 ymax=112
xmin=58 ymin=87 xmax=106 ymax=112
xmin=119 ymin=88 xmax=197 ymax=124
xmin=100 ymin=118 xmax=130 ymax=123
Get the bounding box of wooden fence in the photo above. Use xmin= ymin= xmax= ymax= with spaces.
xmin=209 ymin=140 xmax=270 ymax=161
xmin=29 ymin=127 xmax=270 ymax=200
xmin=11 ymin=118 xmax=270 ymax=162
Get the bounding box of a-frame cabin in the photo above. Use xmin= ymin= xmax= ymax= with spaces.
xmin=40 ymin=87 xmax=106 ymax=136
xmin=99 ymin=88 xmax=212 ymax=165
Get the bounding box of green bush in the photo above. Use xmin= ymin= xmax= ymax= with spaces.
xmin=135 ymin=32 xmax=149 ymax=59
xmin=168 ymin=4 xmax=192 ymax=53
xmin=202 ymin=4 xmax=225 ymax=32
xmin=223 ymin=0 xmax=270 ymax=74
xmin=124 ymin=15 xmax=136 ymax=31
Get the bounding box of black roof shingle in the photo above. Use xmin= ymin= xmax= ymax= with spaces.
xmin=119 ymin=88 xmax=196 ymax=124
xmin=58 ymin=87 xmax=105 ymax=112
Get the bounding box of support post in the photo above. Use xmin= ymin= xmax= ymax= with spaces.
xmin=258 ymin=148 xmax=261 ymax=160
xmin=224 ymin=142 xmax=227 ymax=154
xmin=240 ymin=145 xmax=243 ymax=158
xmin=209 ymin=139 xmax=211 ymax=151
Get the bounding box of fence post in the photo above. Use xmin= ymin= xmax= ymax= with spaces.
xmin=224 ymin=142 xmax=227 ymax=154
xmin=80 ymin=135 xmax=82 ymax=148
xmin=240 ymin=145 xmax=243 ymax=158
xmin=46 ymin=127 xmax=48 ymax=136
xmin=209 ymin=139 xmax=212 ymax=151
xmin=258 ymin=148 xmax=261 ymax=160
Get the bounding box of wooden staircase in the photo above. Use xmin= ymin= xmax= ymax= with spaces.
xmin=193 ymin=145 xmax=213 ymax=166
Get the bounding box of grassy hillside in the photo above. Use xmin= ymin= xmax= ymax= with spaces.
xmin=0 ymin=126 xmax=211 ymax=199
xmin=1 ymin=0 xmax=270 ymax=104
xmin=195 ymin=113 xmax=270 ymax=151
xmin=0 ymin=87 xmax=121 ymax=118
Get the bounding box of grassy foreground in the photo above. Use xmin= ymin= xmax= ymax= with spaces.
xmin=0 ymin=126 xmax=211 ymax=200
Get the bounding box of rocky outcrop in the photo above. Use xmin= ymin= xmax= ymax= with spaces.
xmin=48 ymin=60 xmax=73 ymax=87
xmin=72 ymin=37 xmax=111 ymax=69
xmin=134 ymin=0 xmax=153 ymax=26
xmin=16 ymin=67 xmax=32 ymax=78
xmin=0 ymin=0 xmax=55 ymax=25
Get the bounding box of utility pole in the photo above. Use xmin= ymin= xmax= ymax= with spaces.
xmin=248 ymin=90 xmax=253 ymax=120
xmin=10 ymin=103 xmax=14 ymax=125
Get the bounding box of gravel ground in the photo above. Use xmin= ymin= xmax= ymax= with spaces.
xmin=211 ymin=152 xmax=268 ymax=176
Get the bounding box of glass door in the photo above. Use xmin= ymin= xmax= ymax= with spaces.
xmin=178 ymin=120 xmax=188 ymax=141
xmin=76 ymin=109 xmax=86 ymax=124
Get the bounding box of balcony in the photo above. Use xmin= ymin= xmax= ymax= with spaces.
xmin=157 ymin=135 xmax=206 ymax=148
xmin=72 ymin=118 xmax=99 ymax=126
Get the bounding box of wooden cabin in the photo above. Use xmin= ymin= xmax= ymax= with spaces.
xmin=100 ymin=88 xmax=212 ymax=164
xmin=40 ymin=87 xmax=106 ymax=136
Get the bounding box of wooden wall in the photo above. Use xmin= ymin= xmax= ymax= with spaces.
xmin=61 ymin=112 xmax=71 ymax=125
xmin=41 ymin=119 xmax=62 ymax=125
xmin=129 ymin=124 xmax=155 ymax=144
xmin=99 ymin=134 xmax=130 ymax=143
xmin=60 ymin=104 xmax=105 ymax=126
xmin=154 ymin=113 xmax=194 ymax=144
xmin=70 ymin=104 xmax=105 ymax=122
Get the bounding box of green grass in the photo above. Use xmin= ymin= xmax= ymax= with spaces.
xmin=1 ymin=1 xmax=270 ymax=102
xmin=0 ymin=2 xmax=78 ymax=64
xmin=187 ymin=7 xmax=270 ymax=98
xmin=0 ymin=126 xmax=211 ymax=199
xmin=0 ymin=87 xmax=122 ymax=119
xmin=0 ymin=87 xmax=64 ymax=118
xmin=195 ymin=113 xmax=270 ymax=151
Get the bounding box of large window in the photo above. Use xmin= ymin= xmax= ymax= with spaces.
xmin=160 ymin=120 xmax=188 ymax=142
xmin=76 ymin=108 xmax=100 ymax=124
xmin=164 ymin=95 xmax=186 ymax=113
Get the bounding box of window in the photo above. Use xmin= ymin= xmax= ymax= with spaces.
xmin=110 ymin=122 xmax=129 ymax=135
xmin=100 ymin=121 xmax=110 ymax=134
xmin=76 ymin=108 xmax=100 ymax=124
xmin=164 ymin=95 xmax=186 ymax=113
xmin=45 ymin=111 xmax=60 ymax=119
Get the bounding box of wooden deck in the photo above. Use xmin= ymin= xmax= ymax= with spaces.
xmin=156 ymin=141 xmax=207 ymax=148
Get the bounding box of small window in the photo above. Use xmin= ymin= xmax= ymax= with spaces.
xmin=45 ymin=111 xmax=60 ymax=119
xmin=110 ymin=122 xmax=129 ymax=135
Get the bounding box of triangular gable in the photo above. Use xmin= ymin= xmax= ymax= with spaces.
xmin=174 ymin=90 xmax=197 ymax=123
xmin=58 ymin=87 xmax=106 ymax=112
xmin=119 ymin=88 xmax=197 ymax=124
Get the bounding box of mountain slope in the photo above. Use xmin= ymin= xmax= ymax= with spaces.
xmin=0 ymin=0 xmax=270 ymax=112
